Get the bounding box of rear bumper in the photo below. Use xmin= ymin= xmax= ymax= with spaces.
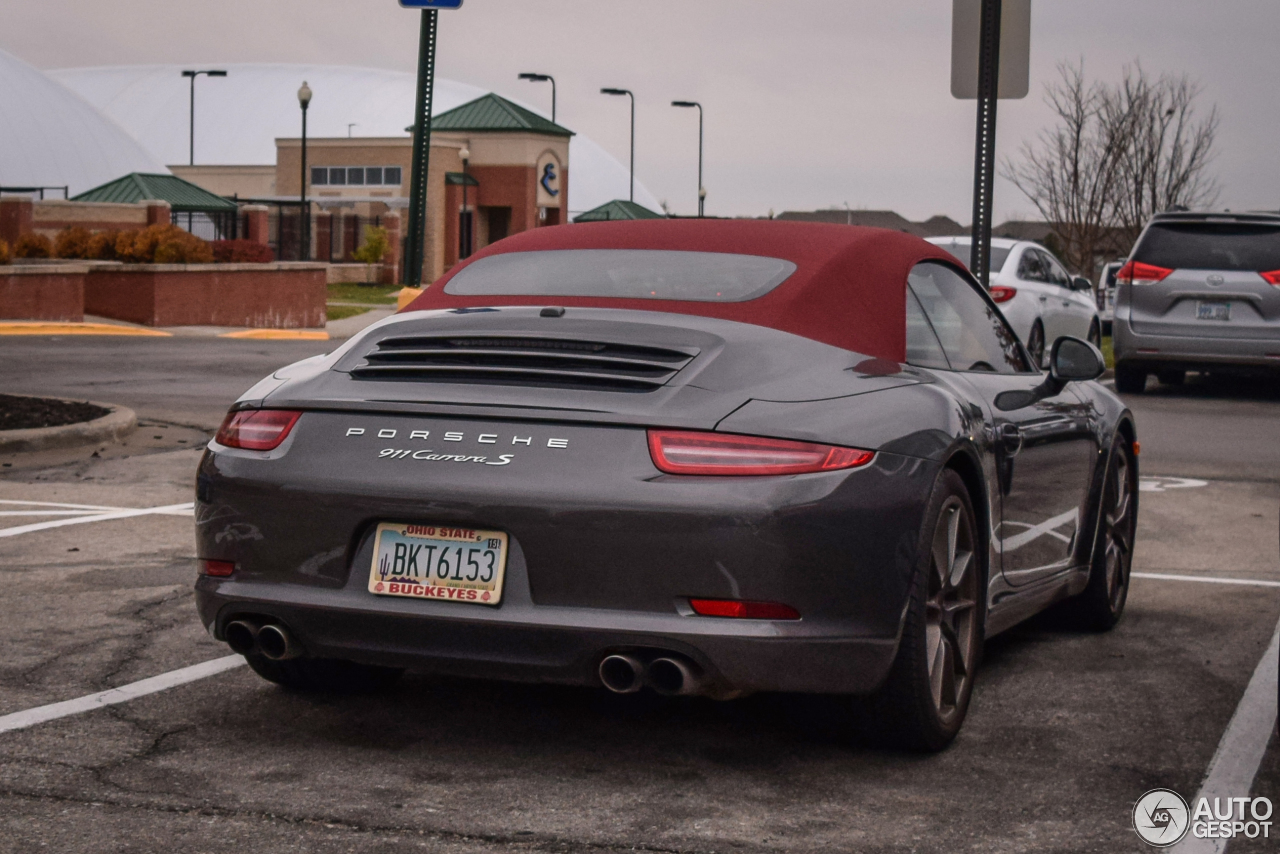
xmin=195 ymin=576 xmax=901 ymax=696
xmin=1113 ymin=316 xmax=1280 ymax=370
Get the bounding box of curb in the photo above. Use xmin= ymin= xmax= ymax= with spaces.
xmin=0 ymin=322 xmax=171 ymax=337
xmin=0 ymin=398 xmax=138 ymax=454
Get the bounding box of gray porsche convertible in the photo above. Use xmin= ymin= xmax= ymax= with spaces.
xmin=195 ymin=220 xmax=1137 ymax=750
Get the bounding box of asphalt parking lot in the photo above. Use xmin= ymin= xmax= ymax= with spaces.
xmin=2 ymin=338 xmax=1279 ymax=853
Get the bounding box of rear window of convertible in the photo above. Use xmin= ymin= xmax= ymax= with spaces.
xmin=442 ymin=249 xmax=798 ymax=303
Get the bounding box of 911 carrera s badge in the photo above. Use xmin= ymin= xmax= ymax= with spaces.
xmin=378 ymin=448 xmax=515 ymax=466
xmin=369 ymin=522 xmax=508 ymax=606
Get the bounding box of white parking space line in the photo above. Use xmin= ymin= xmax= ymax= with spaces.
xmin=1170 ymin=624 xmax=1280 ymax=854
xmin=0 ymin=656 xmax=245 ymax=735
xmin=0 ymin=511 xmax=117 ymax=517
xmin=0 ymin=499 xmax=119 ymax=511
xmin=1134 ymin=572 xmax=1280 ymax=589
xmin=0 ymin=502 xmax=195 ymax=539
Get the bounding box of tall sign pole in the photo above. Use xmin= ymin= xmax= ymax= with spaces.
xmin=968 ymin=0 xmax=1001 ymax=287
xmin=400 ymin=0 xmax=462 ymax=287
xmin=951 ymin=0 xmax=1031 ymax=287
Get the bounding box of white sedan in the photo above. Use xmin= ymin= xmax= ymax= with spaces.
xmin=926 ymin=236 xmax=1102 ymax=367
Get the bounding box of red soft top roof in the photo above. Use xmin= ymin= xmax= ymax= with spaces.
xmin=402 ymin=219 xmax=957 ymax=361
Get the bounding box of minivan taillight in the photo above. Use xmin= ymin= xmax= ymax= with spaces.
xmin=647 ymin=430 xmax=873 ymax=476
xmin=214 ymin=409 xmax=302 ymax=451
xmin=1117 ymin=261 xmax=1173 ymax=286
xmin=1260 ymin=270 xmax=1280 ymax=286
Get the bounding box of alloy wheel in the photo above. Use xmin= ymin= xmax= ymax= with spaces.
xmin=925 ymin=497 xmax=979 ymax=723
xmin=1102 ymin=452 xmax=1134 ymax=612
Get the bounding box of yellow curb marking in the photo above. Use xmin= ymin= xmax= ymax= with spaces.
xmin=219 ymin=329 xmax=330 ymax=340
xmin=0 ymin=323 xmax=172 ymax=337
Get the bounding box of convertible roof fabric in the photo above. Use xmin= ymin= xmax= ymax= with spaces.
xmin=403 ymin=219 xmax=958 ymax=361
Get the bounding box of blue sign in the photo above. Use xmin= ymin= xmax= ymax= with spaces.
xmin=399 ymin=0 xmax=463 ymax=7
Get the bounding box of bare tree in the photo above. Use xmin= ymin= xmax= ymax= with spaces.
xmin=1003 ymin=62 xmax=1220 ymax=275
xmin=1001 ymin=61 xmax=1133 ymax=276
xmin=1109 ymin=65 xmax=1220 ymax=245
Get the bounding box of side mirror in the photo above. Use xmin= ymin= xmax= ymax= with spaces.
xmin=995 ymin=336 xmax=1104 ymax=411
xmin=1050 ymin=335 xmax=1106 ymax=383
xmin=1072 ymin=275 xmax=1094 ymax=292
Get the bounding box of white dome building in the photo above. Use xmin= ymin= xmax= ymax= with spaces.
xmin=0 ymin=49 xmax=166 ymax=196
xmin=50 ymin=63 xmax=661 ymax=216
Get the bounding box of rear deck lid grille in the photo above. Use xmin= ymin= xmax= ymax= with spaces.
xmin=349 ymin=335 xmax=699 ymax=392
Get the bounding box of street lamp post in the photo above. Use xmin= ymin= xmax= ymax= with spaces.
xmin=600 ymin=88 xmax=635 ymax=202
xmin=518 ymin=73 xmax=556 ymax=123
xmin=181 ymin=69 xmax=227 ymax=166
xmin=298 ymin=81 xmax=312 ymax=262
xmin=671 ymin=101 xmax=704 ymax=217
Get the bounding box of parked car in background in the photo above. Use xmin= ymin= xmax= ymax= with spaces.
xmin=1112 ymin=211 xmax=1280 ymax=394
xmin=927 ymin=236 xmax=1102 ymax=367
xmin=1097 ymin=260 xmax=1125 ymax=334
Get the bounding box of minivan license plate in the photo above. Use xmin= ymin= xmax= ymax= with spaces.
xmin=1197 ymin=301 xmax=1231 ymax=321
xmin=369 ymin=523 xmax=508 ymax=605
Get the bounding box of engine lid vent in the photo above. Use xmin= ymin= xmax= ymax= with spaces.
xmin=349 ymin=335 xmax=699 ymax=392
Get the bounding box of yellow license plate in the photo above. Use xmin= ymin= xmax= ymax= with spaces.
xmin=368 ymin=523 xmax=508 ymax=606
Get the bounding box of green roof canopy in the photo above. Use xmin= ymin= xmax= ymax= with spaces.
xmin=427 ymin=93 xmax=574 ymax=137
xmin=72 ymin=172 xmax=238 ymax=213
xmin=573 ymin=199 xmax=664 ymax=223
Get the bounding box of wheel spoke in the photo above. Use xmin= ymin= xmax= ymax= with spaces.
xmin=929 ymin=630 xmax=947 ymax=708
xmin=939 ymin=639 xmax=957 ymax=708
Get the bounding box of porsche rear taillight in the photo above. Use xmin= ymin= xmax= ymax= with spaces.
xmin=989 ymin=285 xmax=1017 ymax=303
xmin=1260 ymin=270 xmax=1280 ymax=286
xmin=1117 ymin=261 xmax=1173 ymax=286
xmin=647 ymin=430 xmax=873 ymax=476
xmin=689 ymin=598 xmax=801 ymax=620
xmin=214 ymin=409 xmax=302 ymax=451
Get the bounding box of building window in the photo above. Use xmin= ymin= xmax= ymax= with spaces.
xmin=312 ymin=166 xmax=402 ymax=188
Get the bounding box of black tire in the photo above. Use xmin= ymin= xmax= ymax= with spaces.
xmin=1156 ymin=368 xmax=1185 ymax=386
xmin=245 ymin=653 xmax=404 ymax=693
xmin=1087 ymin=319 xmax=1102 ymax=349
xmin=1114 ymin=363 xmax=1147 ymax=394
xmin=857 ymin=469 xmax=984 ymax=751
xmin=1063 ymin=435 xmax=1137 ymax=631
xmin=1026 ymin=320 xmax=1046 ymax=369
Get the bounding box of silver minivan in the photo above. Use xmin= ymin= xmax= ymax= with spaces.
xmin=1113 ymin=211 xmax=1280 ymax=393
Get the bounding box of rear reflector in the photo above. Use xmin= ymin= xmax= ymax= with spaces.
xmin=647 ymin=430 xmax=874 ymax=476
xmin=989 ymin=285 xmax=1017 ymax=303
xmin=689 ymin=599 xmax=801 ymax=620
xmin=201 ymin=560 xmax=236 ymax=577
xmin=1117 ymin=261 xmax=1173 ymax=286
xmin=214 ymin=409 xmax=302 ymax=451
xmin=1260 ymin=270 xmax=1280 ymax=286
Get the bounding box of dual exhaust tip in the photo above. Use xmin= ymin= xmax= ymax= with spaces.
xmin=224 ymin=619 xmax=302 ymax=661
xmin=599 ymin=653 xmax=701 ymax=696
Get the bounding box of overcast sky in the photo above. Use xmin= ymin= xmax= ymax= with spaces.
xmin=5 ymin=1 xmax=1277 ymax=223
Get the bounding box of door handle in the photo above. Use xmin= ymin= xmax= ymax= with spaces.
xmin=999 ymin=422 xmax=1023 ymax=456
xmin=1038 ymin=295 xmax=1048 ymax=302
